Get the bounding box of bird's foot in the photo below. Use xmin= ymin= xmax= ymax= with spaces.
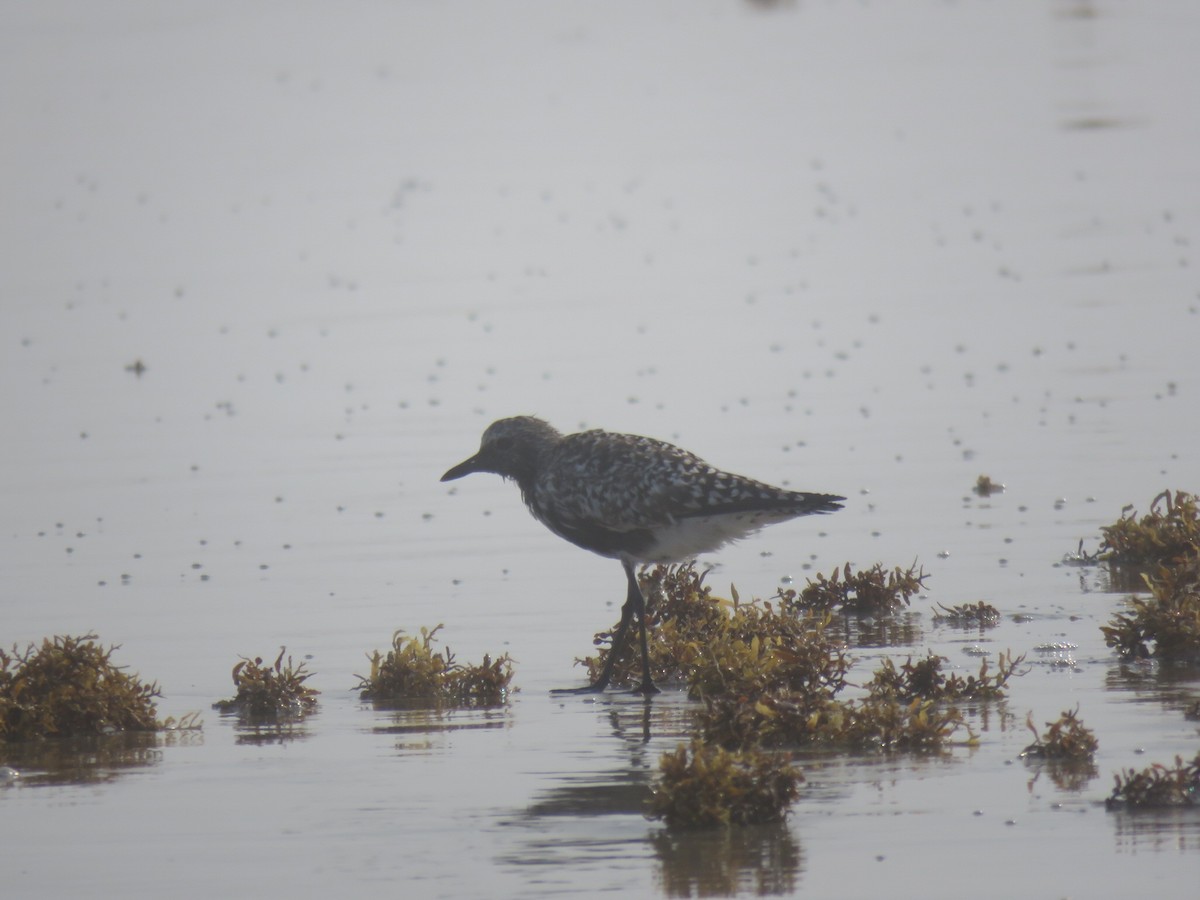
xmin=550 ymin=680 xmax=659 ymax=696
xmin=550 ymin=681 xmax=608 ymax=695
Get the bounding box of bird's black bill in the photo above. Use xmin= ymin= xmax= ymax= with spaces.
xmin=440 ymin=455 xmax=480 ymax=482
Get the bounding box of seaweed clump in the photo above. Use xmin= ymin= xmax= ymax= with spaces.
xmin=865 ymin=650 xmax=1025 ymax=703
xmin=783 ymin=561 xmax=929 ymax=616
xmin=581 ymin=565 xmax=850 ymax=698
xmin=700 ymin=693 xmax=970 ymax=753
xmin=1106 ymin=752 xmax=1200 ymax=809
xmin=699 ymin=648 xmax=1023 ymax=753
xmin=355 ymin=625 xmax=514 ymax=707
xmin=697 ymin=649 xmax=1010 ymax=753
xmin=635 ymin=565 xmax=980 ymax=827
xmin=649 ymin=740 xmax=803 ymax=828
xmin=586 ymin=565 xmax=975 ymax=753
xmin=682 ymin=603 xmax=849 ymax=702
xmin=580 ymin=564 xmax=727 ymax=689
xmin=0 ymin=634 xmax=162 ymax=741
xmin=931 ymin=601 xmax=1000 ymax=629
xmin=1100 ymin=554 xmax=1200 ymax=661
xmin=212 ymin=648 xmax=319 ymax=718
xmin=1020 ymin=708 xmax=1099 ymax=791
xmin=1020 ymin=707 xmax=1098 ymax=761
xmin=1098 ymin=489 xmax=1199 ymax=566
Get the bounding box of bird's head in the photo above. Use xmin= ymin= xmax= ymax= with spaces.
xmin=440 ymin=416 xmax=561 ymax=484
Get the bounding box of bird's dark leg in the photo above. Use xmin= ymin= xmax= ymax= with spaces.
xmin=627 ymin=560 xmax=660 ymax=696
xmin=552 ymin=560 xmax=658 ymax=695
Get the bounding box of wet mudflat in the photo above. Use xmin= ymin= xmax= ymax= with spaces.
xmin=2 ymin=1 xmax=1199 ymax=897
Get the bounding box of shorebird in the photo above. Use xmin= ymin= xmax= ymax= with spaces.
xmin=441 ymin=416 xmax=844 ymax=695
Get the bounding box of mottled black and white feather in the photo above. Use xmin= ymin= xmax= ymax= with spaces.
xmin=442 ymin=416 xmax=844 ymax=564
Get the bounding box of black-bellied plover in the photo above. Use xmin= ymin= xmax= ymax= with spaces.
xmin=441 ymin=416 xmax=844 ymax=695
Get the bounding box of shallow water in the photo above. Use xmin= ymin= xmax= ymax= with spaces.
xmin=2 ymin=0 xmax=1199 ymax=896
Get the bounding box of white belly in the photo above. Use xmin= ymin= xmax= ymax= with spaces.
xmin=632 ymin=511 xmax=795 ymax=563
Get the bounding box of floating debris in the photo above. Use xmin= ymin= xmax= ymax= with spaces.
xmin=1060 ymin=539 xmax=1101 ymax=567
xmin=973 ymin=475 xmax=1005 ymax=496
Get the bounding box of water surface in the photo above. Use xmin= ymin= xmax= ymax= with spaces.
xmin=2 ymin=1 xmax=1198 ymax=897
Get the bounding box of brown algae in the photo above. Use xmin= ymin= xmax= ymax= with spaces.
xmin=580 ymin=565 xmax=851 ymax=697
xmin=581 ymin=562 xmax=925 ymax=692
xmin=699 ymin=693 xmax=972 ymax=753
xmin=355 ymin=625 xmax=514 ymax=707
xmin=930 ymin=601 xmax=1001 ymax=629
xmin=588 ymin=564 xmax=982 ymax=757
xmin=579 ymin=564 xmax=728 ymax=689
xmin=1020 ymin=707 xmax=1098 ymax=761
xmin=783 ymin=560 xmax=929 ymax=616
xmin=1106 ymin=752 xmax=1200 ymax=809
xmin=0 ymin=634 xmax=163 ymax=741
xmin=1097 ymin=489 xmax=1199 ymax=566
xmin=212 ymin=648 xmax=319 ymax=718
xmin=1100 ymin=554 xmax=1200 ymax=660
xmin=865 ymin=650 xmax=1025 ymax=703
xmin=649 ymin=739 xmax=803 ymax=828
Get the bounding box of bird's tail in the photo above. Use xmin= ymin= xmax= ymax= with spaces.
xmin=793 ymin=492 xmax=845 ymax=515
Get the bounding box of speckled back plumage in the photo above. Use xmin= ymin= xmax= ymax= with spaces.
xmin=442 ymin=416 xmax=844 ymax=564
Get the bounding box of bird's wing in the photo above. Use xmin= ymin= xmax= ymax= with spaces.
xmin=534 ymin=431 xmax=811 ymax=532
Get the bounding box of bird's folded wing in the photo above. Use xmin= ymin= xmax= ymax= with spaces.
xmin=536 ymin=431 xmax=802 ymax=531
